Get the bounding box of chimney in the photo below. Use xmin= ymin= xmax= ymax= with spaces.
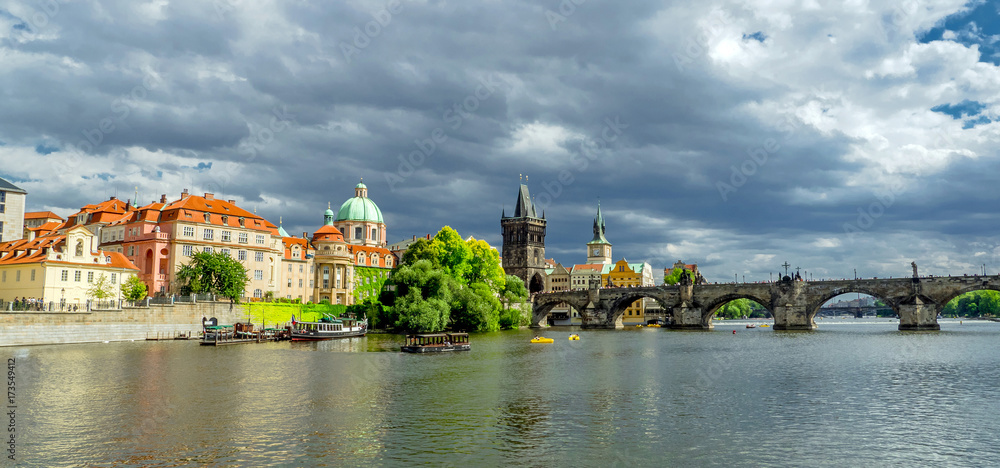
xmin=160 ymin=194 xmax=167 ymax=203
xmin=412 ymin=235 xmax=416 ymax=240
xmin=228 ymin=199 xmax=236 ymax=204
xmin=110 ymin=196 xmax=117 ymax=200
xmin=204 ymin=193 xmax=214 ymax=200
xmin=303 ymin=232 xmax=308 ymax=238
xmin=181 ymin=189 xmax=189 ymax=200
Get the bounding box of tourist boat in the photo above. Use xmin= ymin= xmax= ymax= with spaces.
xmin=401 ymin=333 xmax=470 ymax=353
xmin=290 ymin=315 xmax=367 ymax=341
xmin=531 ymin=336 xmax=554 ymax=343
xmin=568 ymin=334 xmax=580 ymax=341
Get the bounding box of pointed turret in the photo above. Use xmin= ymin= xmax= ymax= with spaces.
xmin=513 ymin=184 xmax=537 ymax=218
xmin=591 ymin=201 xmax=609 ymax=244
xmin=586 ymin=201 xmax=612 ymax=264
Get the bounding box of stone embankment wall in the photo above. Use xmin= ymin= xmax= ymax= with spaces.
xmin=0 ymin=302 xmax=245 ymax=347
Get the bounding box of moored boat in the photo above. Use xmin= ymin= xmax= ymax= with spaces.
xmin=290 ymin=315 xmax=367 ymax=341
xmin=401 ymin=333 xmax=470 ymax=353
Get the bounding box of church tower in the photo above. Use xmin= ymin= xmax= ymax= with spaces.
xmin=501 ymin=182 xmax=547 ymax=293
xmin=586 ymin=201 xmax=612 ymax=264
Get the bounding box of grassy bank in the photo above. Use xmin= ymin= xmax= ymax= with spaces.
xmin=236 ymin=303 xmax=348 ymax=328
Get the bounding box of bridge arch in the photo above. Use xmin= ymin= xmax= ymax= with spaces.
xmin=701 ymin=293 xmax=773 ymax=324
xmin=935 ymin=284 xmax=1000 ymax=312
xmin=607 ymin=291 xmax=675 ymax=325
xmin=806 ymin=287 xmax=897 ymax=320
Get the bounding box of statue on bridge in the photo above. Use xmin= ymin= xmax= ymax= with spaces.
xmin=912 ymin=261 xmax=918 ymax=278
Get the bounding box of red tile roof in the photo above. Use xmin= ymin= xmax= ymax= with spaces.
xmin=24 ymin=211 xmax=64 ymax=221
xmin=312 ymin=225 xmax=345 ymax=242
xmin=0 ymin=234 xmax=137 ymax=270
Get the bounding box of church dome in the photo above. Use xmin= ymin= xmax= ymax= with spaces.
xmin=312 ymin=224 xmax=345 ymax=242
xmin=335 ymin=179 xmax=383 ymax=223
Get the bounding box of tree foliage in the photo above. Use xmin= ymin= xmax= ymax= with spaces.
xmin=87 ymin=274 xmax=115 ymax=300
xmin=715 ymin=299 xmax=769 ymax=319
xmin=387 ymin=226 xmax=516 ymax=332
xmin=176 ymin=251 xmax=249 ymax=302
xmin=664 ymin=267 xmax=694 ymax=285
xmin=500 ymin=274 xmax=530 ymax=328
xmin=122 ymin=275 xmax=148 ymax=302
xmin=942 ymin=290 xmax=1000 ymax=317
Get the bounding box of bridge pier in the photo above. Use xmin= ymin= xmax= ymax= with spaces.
xmin=898 ymin=296 xmax=940 ymax=331
xmin=668 ymin=305 xmax=712 ymax=329
xmin=772 ymin=305 xmax=816 ymax=330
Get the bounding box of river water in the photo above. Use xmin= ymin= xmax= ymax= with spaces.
xmin=7 ymin=318 xmax=1000 ymax=467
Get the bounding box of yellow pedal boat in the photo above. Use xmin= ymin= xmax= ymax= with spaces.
xmin=647 ymin=324 xmax=661 ymax=328
xmin=568 ymin=334 xmax=580 ymax=341
xmin=531 ymin=337 xmax=554 ymax=343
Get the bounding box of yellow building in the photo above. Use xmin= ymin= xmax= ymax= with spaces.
xmin=602 ymin=259 xmax=654 ymax=324
xmin=0 ymin=226 xmax=139 ymax=307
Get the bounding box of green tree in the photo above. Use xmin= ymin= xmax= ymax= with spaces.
xmin=391 ymin=260 xmax=457 ymax=332
xmin=176 ymin=251 xmax=250 ymax=302
xmin=122 ymin=275 xmax=148 ymax=302
xmin=465 ymin=238 xmax=506 ymax=288
xmin=430 ymin=226 xmax=472 ymax=279
xmin=400 ymin=238 xmax=438 ymax=267
xmin=451 ymin=282 xmax=501 ymax=332
xmin=664 ymin=267 xmax=693 ymax=285
xmin=500 ymin=274 xmax=530 ymax=328
xmin=87 ymin=274 xmax=115 ymax=300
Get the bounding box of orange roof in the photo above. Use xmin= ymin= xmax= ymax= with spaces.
xmin=157 ymin=194 xmax=277 ymax=232
xmin=572 ymin=264 xmax=604 ymax=272
xmin=349 ymin=245 xmax=394 ymax=268
xmin=283 ymin=237 xmax=314 ymax=260
xmin=24 ymin=211 xmax=64 ymax=221
xmin=312 ymin=225 xmax=345 ymax=242
xmin=27 ymin=221 xmax=62 ymax=232
xmin=0 ymin=234 xmax=137 ymax=270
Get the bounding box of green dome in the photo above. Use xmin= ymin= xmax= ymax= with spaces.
xmin=356 ymin=182 xmax=367 ymax=189
xmin=336 ymin=197 xmax=383 ymax=223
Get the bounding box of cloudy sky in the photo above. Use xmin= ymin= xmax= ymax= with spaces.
xmin=2 ymin=0 xmax=1000 ymax=282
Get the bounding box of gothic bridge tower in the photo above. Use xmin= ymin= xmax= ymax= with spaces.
xmin=501 ymin=183 xmax=547 ymax=293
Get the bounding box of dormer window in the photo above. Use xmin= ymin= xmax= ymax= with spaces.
xmin=239 ymin=217 xmax=245 ymax=227
xmin=204 ymin=213 xmax=211 ymax=223
xmin=221 ymin=215 xmax=228 ymax=225
xmin=106 ymin=256 xmax=112 ymax=263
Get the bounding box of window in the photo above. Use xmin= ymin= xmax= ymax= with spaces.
xmin=87 ymin=272 xmax=94 ymax=283
xmin=299 ymin=279 xmax=303 ymax=287
xmin=255 ymin=252 xmax=264 ymax=262
xmin=238 ymin=250 xmax=247 ymax=261
xmin=253 ymin=289 xmax=262 ymax=298
xmin=221 ymin=248 xmax=230 ymax=257
xmin=355 ymin=227 xmax=363 ymax=240
xmin=287 ymin=279 xmax=292 ymax=287
xmin=322 ymin=266 xmax=330 ymax=289
xmin=111 ymin=273 xmax=116 ymax=284
xmin=299 ymin=265 xmax=303 ymax=273
xmin=221 ymin=216 xmax=228 ymax=225
xmin=256 ymin=234 xmax=265 ymax=245
xmin=239 ymin=218 xmax=245 ymax=227
xmin=203 ymin=229 xmax=214 ymax=240
xmin=14 ymin=270 xmax=19 ymax=282
xmin=221 ymin=231 xmax=231 ymax=242
xmin=128 ymin=246 xmax=134 ymax=256
xmin=254 ymin=270 xmax=263 ymax=280
xmin=1 ymin=271 xmax=5 ymax=282
xmin=183 ymin=226 xmax=195 ymax=237
xmin=30 ymin=270 xmax=35 ymax=281
xmin=204 ymin=247 xmax=213 ymax=254
xmin=309 ymin=280 xmax=314 ymax=288
xmin=204 ymin=213 xmax=211 ymax=223
xmin=74 ymin=271 xmax=81 ymax=282
xmin=61 ymin=270 xmax=68 ymax=281
xmin=183 ymin=245 xmax=193 ymax=256
xmin=371 ymin=228 xmax=378 ymax=241
xmin=238 ymin=232 xmax=248 ymax=244
xmin=288 ymin=264 xmax=292 ymax=272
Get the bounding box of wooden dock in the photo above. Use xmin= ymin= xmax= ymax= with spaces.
xmin=199 ymin=325 xmax=288 ymax=346
xmin=146 ymin=331 xmax=196 ymax=341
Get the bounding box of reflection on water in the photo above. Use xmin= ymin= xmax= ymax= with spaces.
xmin=8 ymin=320 xmax=1000 ymax=466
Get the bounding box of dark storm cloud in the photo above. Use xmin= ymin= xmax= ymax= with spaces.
xmin=2 ymin=0 xmax=999 ymax=280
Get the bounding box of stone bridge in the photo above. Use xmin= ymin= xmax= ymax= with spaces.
xmin=531 ymin=275 xmax=1000 ymax=331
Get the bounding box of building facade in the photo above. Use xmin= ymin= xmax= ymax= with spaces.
xmin=501 ymin=183 xmax=547 ymax=293
xmin=0 ymin=177 xmax=27 ymax=243
xmin=0 ymin=226 xmax=139 ymax=305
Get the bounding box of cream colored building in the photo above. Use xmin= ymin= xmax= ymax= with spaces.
xmin=0 ymin=177 xmax=27 ymax=243
xmin=0 ymin=226 xmax=139 ymax=306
